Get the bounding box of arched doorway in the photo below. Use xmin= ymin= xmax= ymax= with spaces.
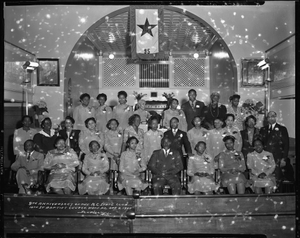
xmin=64 ymin=6 xmax=237 ymax=116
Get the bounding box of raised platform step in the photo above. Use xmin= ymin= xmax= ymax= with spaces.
xmin=3 ymin=193 xmax=295 ymax=238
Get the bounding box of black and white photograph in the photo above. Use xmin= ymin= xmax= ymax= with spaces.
xmin=2 ymin=1 xmax=297 ymax=238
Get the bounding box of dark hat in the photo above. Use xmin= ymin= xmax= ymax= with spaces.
xmin=229 ymin=94 xmax=240 ymax=101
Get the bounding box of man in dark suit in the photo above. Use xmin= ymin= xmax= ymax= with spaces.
xmin=259 ymin=111 xmax=289 ymax=182
xmin=181 ymin=89 xmax=205 ymax=131
xmin=148 ymin=136 xmax=183 ymax=195
xmin=163 ymin=117 xmax=193 ymax=168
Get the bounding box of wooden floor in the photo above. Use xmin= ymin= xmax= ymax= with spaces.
xmin=3 ymin=193 xmax=295 ymax=238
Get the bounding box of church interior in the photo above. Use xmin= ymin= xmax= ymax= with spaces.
xmin=2 ymin=1 xmax=296 ymax=237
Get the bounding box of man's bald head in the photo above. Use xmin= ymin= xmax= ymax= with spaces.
xmin=267 ymin=111 xmax=277 ymax=117
xmin=267 ymin=111 xmax=277 ymax=124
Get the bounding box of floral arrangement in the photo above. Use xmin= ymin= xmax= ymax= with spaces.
xmin=262 ymin=155 xmax=270 ymax=161
xmin=234 ymin=152 xmax=241 ymax=161
xmin=33 ymin=100 xmax=48 ymax=115
xmin=133 ymin=91 xmax=147 ymax=101
xmin=162 ymin=92 xmax=175 ymax=107
xmin=242 ymin=99 xmax=265 ymax=115
xmin=162 ymin=92 xmax=175 ymax=101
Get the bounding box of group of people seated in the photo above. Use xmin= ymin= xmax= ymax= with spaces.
xmin=11 ymin=89 xmax=293 ymax=196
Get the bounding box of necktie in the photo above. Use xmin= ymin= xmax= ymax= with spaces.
xmin=191 ymin=102 xmax=195 ymax=110
xmin=269 ymin=125 xmax=272 ymax=133
xmin=66 ymin=132 xmax=71 ymax=147
xmin=164 ymin=150 xmax=168 ymax=157
xmin=173 ymin=129 xmax=176 ymax=136
xmin=26 ymin=152 xmax=31 ymax=161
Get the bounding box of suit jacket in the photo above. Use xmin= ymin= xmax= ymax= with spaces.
xmin=11 ymin=151 xmax=44 ymax=172
xmin=181 ymin=100 xmax=205 ymax=131
xmin=259 ymin=123 xmax=289 ymax=163
xmin=148 ymin=149 xmax=183 ymax=177
xmin=240 ymin=127 xmax=260 ymax=159
xmin=163 ymin=129 xmax=192 ymax=157
xmin=58 ymin=129 xmax=81 ymax=155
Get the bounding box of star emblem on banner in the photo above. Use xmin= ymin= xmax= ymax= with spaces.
xmin=137 ymin=18 xmax=157 ymax=37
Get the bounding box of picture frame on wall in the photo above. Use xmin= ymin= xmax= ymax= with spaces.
xmin=241 ymin=58 xmax=265 ymax=87
xmin=37 ymin=58 xmax=60 ymax=86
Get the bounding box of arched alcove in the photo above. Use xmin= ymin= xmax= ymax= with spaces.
xmin=64 ymin=6 xmax=237 ymax=115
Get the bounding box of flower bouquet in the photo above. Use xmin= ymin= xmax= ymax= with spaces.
xmin=162 ymin=92 xmax=175 ymax=110
xmin=133 ymin=91 xmax=147 ymax=101
xmin=242 ymin=99 xmax=265 ymax=116
xmin=133 ymin=91 xmax=147 ymax=110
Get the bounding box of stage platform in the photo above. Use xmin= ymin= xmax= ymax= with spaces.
xmin=3 ymin=193 xmax=295 ymax=237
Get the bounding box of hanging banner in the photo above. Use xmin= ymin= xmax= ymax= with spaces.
xmin=130 ymin=6 xmax=166 ymax=61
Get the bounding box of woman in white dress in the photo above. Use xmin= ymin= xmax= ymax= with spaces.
xmin=227 ymin=94 xmax=245 ymax=131
xmin=79 ymin=117 xmax=104 ymax=155
xmin=79 ymin=140 xmax=110 ymax=195
xmin=223 ymin=113 xmax=242 ymax=152
xmin=112 ymin=91 xmax=133 ymax=130
xmin=118 ymin=136 xmax=148 ymax=195
xmin=187 ymin=116 xmax=208 ymax=155
xmin=94 ymin=93 xmax=112 ymax=133
xmin=187 ymin=141 xmax=218 ymax=195
xmin=205 ymin=118 xmax=226 ymax=161
xmin=43 ymin=137 xmax=79 ymax=194
xmin=247 ymin=139 xmax=276 ymax=194
xmin=122 ymin=114 xmax=145 ymax=158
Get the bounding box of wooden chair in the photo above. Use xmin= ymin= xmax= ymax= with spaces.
xmin=145 ymin=169 xmax=190 ymax=195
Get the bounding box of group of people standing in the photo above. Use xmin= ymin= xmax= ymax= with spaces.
xmin=11 ymin=89 xmax=291 ymax=196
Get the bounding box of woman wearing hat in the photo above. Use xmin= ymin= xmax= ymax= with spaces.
xmin=203 ymin=92 xmax=227 ymax=130
xmin=216 ymin=135 xmax=247 ymax=194
xmin=227 ymin=94 xmax=245 ymax=131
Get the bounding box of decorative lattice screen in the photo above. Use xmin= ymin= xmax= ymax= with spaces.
xmin=174 ymin=58 xmax=205 ymax=87
xmin=139 ymin=64 xmax=169 ymax=88
xmin=103 ymin=58 xmax=136 ymax=87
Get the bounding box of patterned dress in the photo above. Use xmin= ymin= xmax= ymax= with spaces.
xmin=104 ymin=129 xmax=123 ymax=171
xmin=247 ymin=150 xmax=276 ymax=188
xmin=187 ymin=153 xmax=219 ymax=193
xmin=187 ymin=127 xmax=208 ymax=155
xmin=43 ymin=148 xmax=79 ymax=192
xmin=162 ymin=109 xmax=188 ymax=132
xmin=78 ymin=151 xmax=110 ymax=195
xmin=144 ymin=129 xmax=164 ymax=164
xmin=79 ymin=129 xmax=105 ymax=155
xmin=227 ymin=105 xmax=245 ymax=131
xmin=118 ymin=150 xmax=148 ymax=191
xmin=94 ymin=105 xmax=113 ymax=133
xmin=218 ymin=150 xmax=246 ymax=186
xmin=112 ymin=104 xmax=133 ymax=130
xmin=13 ymin=127 xmax=38 ymax=156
